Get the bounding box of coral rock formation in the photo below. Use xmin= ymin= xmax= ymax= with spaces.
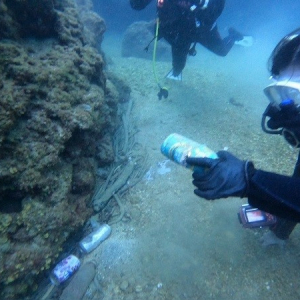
xmin=0 ymin=0 xmax=130 ymax=299
xmin=122 ymin=20 xmax=171 ymax=61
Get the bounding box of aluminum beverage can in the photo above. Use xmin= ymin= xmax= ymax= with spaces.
xmin=161 ymin=133 xmax=218 ymax=169
xmin=79 ymin=224 xmax=111 ymax=254
xmin=50 ymin=255 xmax=80 ymax=285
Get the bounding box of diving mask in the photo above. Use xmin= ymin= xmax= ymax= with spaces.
xmin=262 ymin=80 xmax=300 ymax=147
xmin=264 ymin=80 xmax=300 ymax=108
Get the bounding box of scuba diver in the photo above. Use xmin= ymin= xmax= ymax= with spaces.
xmin=130 ymin=0 xmax=248 ymax=80
xmin=186 ymin=27 xmax=300 ymax=246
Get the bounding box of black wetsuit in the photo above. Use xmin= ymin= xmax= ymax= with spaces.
xmin=248 ymin=152 xmax=300 ymax=239
xmin=130 ymin=0 xmax=237 ymax=75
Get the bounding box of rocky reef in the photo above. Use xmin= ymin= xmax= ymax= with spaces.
xmin=0 ymin=0 xmax=130 ymax=299
xmin=122 ymin=20 xmax=171 ymax=61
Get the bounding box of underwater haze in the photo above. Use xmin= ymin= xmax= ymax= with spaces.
xmin=95 ymin=0 xmax=300 ymax=36
xmin=1 ymin=0 xmax=300 ymax=299
xmin=96 ymin=0 xmax=300 ymax=85
xmin=91 ymin=1 xmax=300 ymax=300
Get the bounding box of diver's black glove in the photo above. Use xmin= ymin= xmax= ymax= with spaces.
xmin=130 ymin=0 xmax=152 ymax=10
xmin=186 ymin=151 xmax=255 ymax=200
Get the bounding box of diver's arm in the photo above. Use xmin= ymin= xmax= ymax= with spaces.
xmin=248 ymin=170 xmax=300 ymax=222
xmin=130 ymin=0 xmax=152 ymax=10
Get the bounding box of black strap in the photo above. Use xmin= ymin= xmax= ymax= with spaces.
xmin=144 ymin=36 xmax=157 ymax=52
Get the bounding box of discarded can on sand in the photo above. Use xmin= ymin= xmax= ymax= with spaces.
xmin=161 ymin=133 xmax=218 ymax=169
xmin=50 ymin=254 xmax=81 ymax=285
xmin=79 ymin=224 xmax=111 ymax=254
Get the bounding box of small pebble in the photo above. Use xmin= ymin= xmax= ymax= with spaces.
xmin=120 ymin=280 xmax=129 ymax=291
xmin=135 ymin=285 xmax=142 ymax=293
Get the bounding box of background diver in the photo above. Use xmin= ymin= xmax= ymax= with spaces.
xmin=130 ymin=0 xmax=251 ymax=80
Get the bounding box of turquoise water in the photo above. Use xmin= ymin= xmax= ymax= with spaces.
xmin=2 ymin=1 xmax=300 ymax=299
xmin=86 ymin=32 xmax=300 ymax=300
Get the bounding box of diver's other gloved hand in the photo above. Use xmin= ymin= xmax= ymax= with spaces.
xmin=130 ymin=0 xmax=152 ymax=10
xmin=186 ymin=151 xmax=255 ymax=200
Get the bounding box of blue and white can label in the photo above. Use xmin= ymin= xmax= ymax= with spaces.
xmin=161 ymin=133 xmax=218 ymax=168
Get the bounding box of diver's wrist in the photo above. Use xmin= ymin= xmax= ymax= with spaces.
xmin=243 ymin=160 xmax=256 ymax=198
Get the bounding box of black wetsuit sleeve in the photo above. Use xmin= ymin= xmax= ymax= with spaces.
xmin=130 ymin=0 xmax=152 ymax=10
xmin=248 ymin=170 xmax=300 ymax=222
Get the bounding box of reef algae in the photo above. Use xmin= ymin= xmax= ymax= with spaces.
xmin=0 ymin=0 xmax=130 ymax=299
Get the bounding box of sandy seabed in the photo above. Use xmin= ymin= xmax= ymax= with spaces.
xmin=78 ymin=34 xmax=300 ymax=300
